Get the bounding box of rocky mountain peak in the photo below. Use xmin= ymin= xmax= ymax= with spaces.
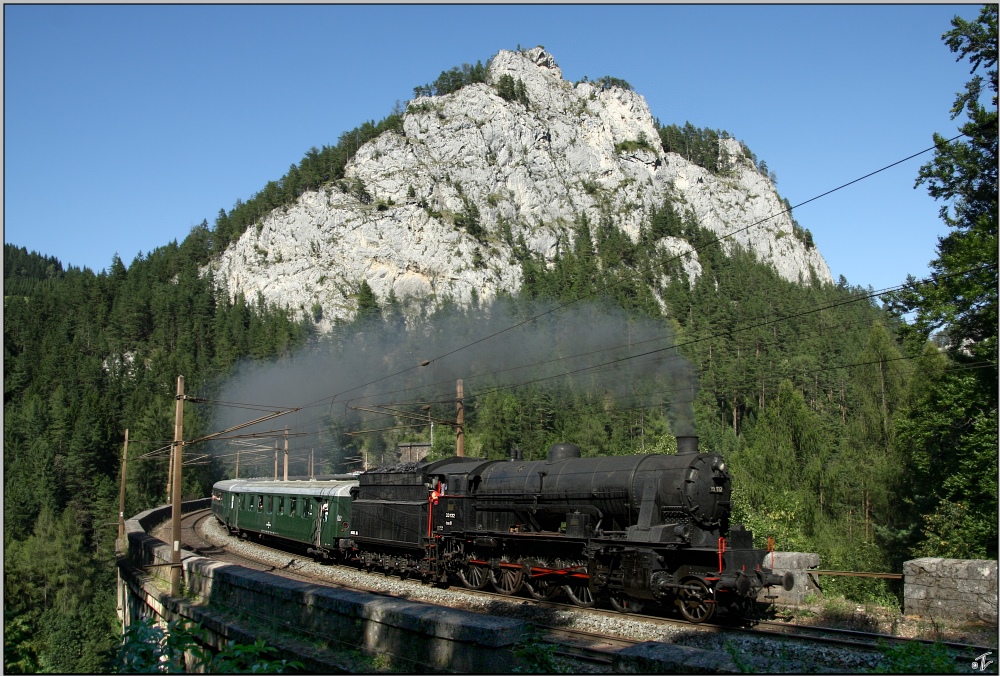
xmin=209 ymin=48 xmax=832 ymax=330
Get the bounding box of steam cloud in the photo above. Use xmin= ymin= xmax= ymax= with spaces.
xmin=207 ymin=298 xmax=699 ymax=473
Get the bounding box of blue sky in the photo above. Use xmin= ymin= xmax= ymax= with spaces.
xmin=4 ymin=4 xmax=985 ymax=294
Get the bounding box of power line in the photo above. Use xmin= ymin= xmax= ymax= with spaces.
xmin=351 ymin=264 xmax=992 ymax=412
xmin=395 ymin=131 xmax=977 ymax=372
xmin=234 ymin=263 xmax=989 ymax=447
xmin=262 ymin=131 xmax=976 ymax=427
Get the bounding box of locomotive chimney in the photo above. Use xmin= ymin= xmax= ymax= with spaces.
xmin=676 ymin=435 xmax=699 ymax=455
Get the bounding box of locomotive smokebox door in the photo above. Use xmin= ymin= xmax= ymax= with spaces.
xmin=565 ymin=511 xmax=590 ymax=538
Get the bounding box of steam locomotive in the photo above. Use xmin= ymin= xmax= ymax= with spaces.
xmin=212 ymin=436 xmax=792 ymax=622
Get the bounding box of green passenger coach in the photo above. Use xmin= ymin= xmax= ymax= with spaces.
xmin=212 ymin=478 xmax=358 ymax=560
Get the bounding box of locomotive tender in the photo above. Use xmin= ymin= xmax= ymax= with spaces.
xmin=212 ymin=436 xmax=792 ymax=622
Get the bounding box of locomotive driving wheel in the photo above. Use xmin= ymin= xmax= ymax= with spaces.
xmin=458 ymin=563 xmax=488 ymax=590
xmin=677 ymin=577 xmax=715 ymax=623
xmin=525 ymin=578 xmax=561 ymax=600
xmin=490 ymin=560 xmax=524 ymax=595
xmin=563 ymin=581 xmax=595 ymax=608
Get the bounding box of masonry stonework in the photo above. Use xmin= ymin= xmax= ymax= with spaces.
xmin=903 ymin=557 xmax=997 ymax=624
xmin=766 ymin=552 xmax=821 ymax=605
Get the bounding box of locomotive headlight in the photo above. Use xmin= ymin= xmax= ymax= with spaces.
xmin=713 ymin=458 xmax=726 ymax=474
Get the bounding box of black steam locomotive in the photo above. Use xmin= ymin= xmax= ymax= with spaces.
xmin=214 ymin=435 xmax=792 ymax=622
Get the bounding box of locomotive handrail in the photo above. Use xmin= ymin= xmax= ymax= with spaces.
xmin=472 ymin=490 xmax=628 ymax=500
xmin=811 ymin=570 xmax=903 ymax=580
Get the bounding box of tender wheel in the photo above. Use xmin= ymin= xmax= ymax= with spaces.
xmin=458 ymin=564 xmax=489 ymax=590
xmin=525 ymin=578 xmax=562 ymax=601
xmin=490 ymin=566 xmax=524 ymax=595
xmin=564 ymin=581 xmax=595 ymax=608
xmin=677 ymin=577 xmax=715 ymax=623
xmin=609 ymin=592 xmax=644 ymax=614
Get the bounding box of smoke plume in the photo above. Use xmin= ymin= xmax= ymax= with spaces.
xmin=206 ymin=298 xmax=699 ymax=473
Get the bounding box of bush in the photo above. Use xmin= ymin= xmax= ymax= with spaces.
xmin=115 ymin=619 xmax=304 ymax=673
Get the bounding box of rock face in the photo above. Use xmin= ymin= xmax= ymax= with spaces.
xmin=209 ymin=48 xmax=832 ymax=329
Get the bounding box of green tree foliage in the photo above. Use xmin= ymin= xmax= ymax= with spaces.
xmin=895 ymin=345 xmax=998 ymax=559
xmin=495 ymin=74 xmax=529 ymax=106
xmin=889 ymin=5 xmax=997 ymax=364
xmin=412 ymin=60 xmax=487 ymax=98
xmin=885 ymin=5 xmax=998 ymax=560
xmin=354 ymin=279 xmax=381 ymax=323
xmin=593 ymin=75 xmax=632 ymax=91
xmin=211 ymin=112 xmax=404 ymax=252
xmin=656 ymin=120 xmax=736 ymax=173
xmin=115 ymin=618 xmax=303 ymax=673
xmin=3 ymin=242 xmax=310 ymax=670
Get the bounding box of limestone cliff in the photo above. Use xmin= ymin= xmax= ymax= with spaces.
xmin=209 ymin=48 xmax=831 ymax=329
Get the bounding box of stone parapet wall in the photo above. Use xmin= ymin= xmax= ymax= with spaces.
xmin=118 ymin=500 xmax=526 ymax=672
xmin=903 ymin=557 xmax=997 ymax=624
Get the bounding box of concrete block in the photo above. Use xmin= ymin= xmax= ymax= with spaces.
xmin=957 ymin=578 xmax=986 ymax=594
xmin=766 ymin=552 xmax=821 ymax=605
xmin=979 ymin=598 xmax=998 ymax=624
xmin=904 ymin=558 xmax=943 ymax=576
xmin=770 ymin=552 xmax=821 ymax=569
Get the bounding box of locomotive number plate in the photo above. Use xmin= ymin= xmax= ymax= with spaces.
xmin=709 ymin=485 xmax=724 ymax=493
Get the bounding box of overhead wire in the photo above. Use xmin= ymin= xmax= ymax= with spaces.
xmin=335 ymin=265 xmax=993 ymax=437
xmin=235 ymin=130 xmax=976 ymax=437
xmin=349 ymin=263 xmax=992 ymax=411
xmin=180 ymin=128 xmax=993 ymax=452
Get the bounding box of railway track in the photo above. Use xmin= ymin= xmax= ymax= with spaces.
xmin=168 ymin=509 xmax=994 ymax=672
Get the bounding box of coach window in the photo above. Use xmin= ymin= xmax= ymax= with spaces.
xmin=266 ymin=496 xmax=273 ymax=513
xmin=257 ymin=495 xmax=263 ymax=512
xmin=290 ymin=497 xmax=297 ymax=516
xmin=239 ymin=495 xmax=245 ymax=511
xmin=278 ymin=496 xmax=285 ymax=514
xmin=305 ymin=499 xmax=314 ymax=518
